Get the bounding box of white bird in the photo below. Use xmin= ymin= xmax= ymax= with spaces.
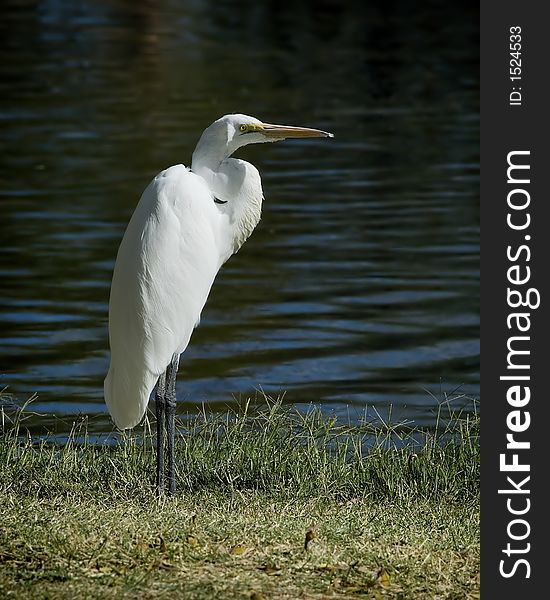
xmin=104 ymin=114 xmax=333 ymax=495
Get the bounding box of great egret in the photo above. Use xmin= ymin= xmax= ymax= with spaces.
xmin=104 ymin=114 xmax=333 ymax=495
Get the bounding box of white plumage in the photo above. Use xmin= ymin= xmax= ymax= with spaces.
xmin=105 ymin=166 xmax=227 ymax=428
xmin=103 ymin=113 xmax=332 ymax=494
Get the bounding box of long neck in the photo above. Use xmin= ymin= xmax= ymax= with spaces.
xmin=190 ymin=130 xmax=263 ymax=259
xmin=191 ymin=144 xmax=224 ymax=174
xmin=191 ymin=126 xmax=239 ymax=174
xmin=199 ymin=158 xmax=263 ymax=260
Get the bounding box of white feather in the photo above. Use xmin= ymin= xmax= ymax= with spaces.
xmin=104 ymin=113 xmax=332 ymax=430
xmin=105 ymin=165 xmax=237 ymax=428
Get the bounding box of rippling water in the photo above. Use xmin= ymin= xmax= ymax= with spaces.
xmin=0 ymin=0 xmax=479 ymax=432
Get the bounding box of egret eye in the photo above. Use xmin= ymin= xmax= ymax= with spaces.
xmin=239 ymin=124 xmax=248 ymax=132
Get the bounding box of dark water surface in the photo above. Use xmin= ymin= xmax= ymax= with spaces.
xmin=1 ymin=0 xmax=479 ymax=433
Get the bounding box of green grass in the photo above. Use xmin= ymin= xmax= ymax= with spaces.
xmin=0 ymin=397 xmax=480 ymax=599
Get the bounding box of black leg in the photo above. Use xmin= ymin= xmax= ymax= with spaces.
xmin=155 ymin=371 xmax=167 ymax=498
xmin=165 ymin=353 xmax=179 ymax=495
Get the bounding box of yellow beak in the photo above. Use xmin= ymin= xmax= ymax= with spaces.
xmin=261 ymin=123 xmax=334 ymax=139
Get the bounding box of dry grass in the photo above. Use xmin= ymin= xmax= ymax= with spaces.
xmin=0 ymin=397 xmax=479 ymax=599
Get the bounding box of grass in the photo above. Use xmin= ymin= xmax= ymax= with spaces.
xmin=0 ymin=395 xmax=479 ymax=599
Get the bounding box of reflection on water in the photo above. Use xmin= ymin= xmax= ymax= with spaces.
xmin=0 ymin=0 xmax=479 ymax=433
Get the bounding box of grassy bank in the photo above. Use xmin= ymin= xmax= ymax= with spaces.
xmin=0 ymin=399 xmax=479 ymax=599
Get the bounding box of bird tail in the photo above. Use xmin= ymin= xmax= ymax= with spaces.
xmin=104 ymin=363 xmax=158 ymax=430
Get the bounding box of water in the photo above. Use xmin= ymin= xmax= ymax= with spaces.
xmin=0 ymin=0 xmax=479 ymax=433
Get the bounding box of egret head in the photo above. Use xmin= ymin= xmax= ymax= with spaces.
xmin=192 ymin=114 xmax=333 ymax=170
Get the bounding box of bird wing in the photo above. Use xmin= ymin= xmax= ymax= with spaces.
xmin=104 ymin=165 xmax=223 ymax=429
